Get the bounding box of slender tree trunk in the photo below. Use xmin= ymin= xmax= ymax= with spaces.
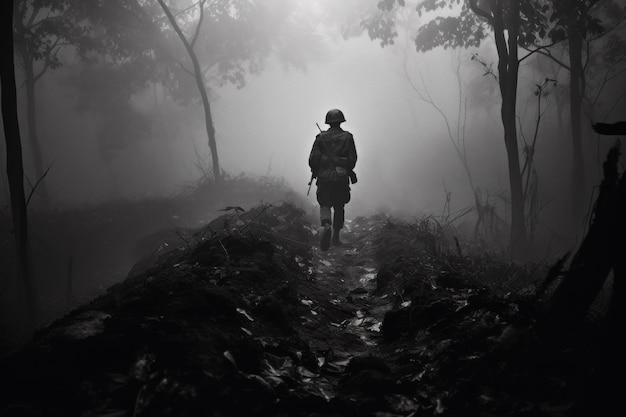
xmin=18 ymin=46 xmax=50 ymax=205
xmin=502 ymin=90 xmax=527 ymax=258
xmin=198 ymin=71 xmax=220 ymax=181
xmin=157 ymin=0 xmax=221 ymax=181
xmin=542 ymin=145 xmax=624 ymax=332
xmin=568 ymin=28 xmax=585 ymax=230
xmin=493 ymin=1 xmax=528 ymax=260
xmin=1 ymin=0 xmax=36 ymax=336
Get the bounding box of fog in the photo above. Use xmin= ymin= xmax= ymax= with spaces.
xmin=17 ymin=37 xmax=505 ymax=215
xmin=3 ymin=0 xmax=626 ymax=234
xmin=2 ymin=0 xmax=626 ymax=344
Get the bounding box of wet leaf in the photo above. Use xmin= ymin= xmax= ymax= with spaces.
xmin=223 ymin=350 xmax=237 ymax=368
xmin=236 ymin=308 xmax=254 ymax=321
xmin=435 ymin=398 xmax=445 ymax=414
xmin=297 ymin=366 xmax=318 ymax=378
xmin=386 ymin=394 xmax=419 ymax=413
xmin=133 ymin=354 xmax=156 ymax=380
xmin=368 ymin=322 xmax=382 ymax=332
xmin=264 ymin=375 xmax=285 ymax=387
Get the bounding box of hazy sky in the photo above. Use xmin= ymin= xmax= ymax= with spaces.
xmin=33 ymin=33 xmax=505 ymax=217
xmin=4 ymin=0 xmax=625 ymax=228
xmin=17 ymin=34 xmax=421 ymax=208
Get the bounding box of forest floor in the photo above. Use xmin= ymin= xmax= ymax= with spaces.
xmin=0 ymin=194 xmax=619 ymax=417
xmin=0 ymin=175 xmax=305 ymax=347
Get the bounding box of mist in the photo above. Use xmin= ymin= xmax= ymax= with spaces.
xmin=13 ymin=32 xmax=522 ymax=215
xmin=3 ymin=3 xmax=626 ymax=412
xmin=24 ymin=34 xmax=615 ymax=220
xmin=2 ymin=0 xmax=626 ymax=338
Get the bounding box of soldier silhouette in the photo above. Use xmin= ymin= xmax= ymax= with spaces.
xmin=308 ymin=109 xmax=358 ymax=251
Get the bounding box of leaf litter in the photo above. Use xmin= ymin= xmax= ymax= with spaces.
xmin=0 ymin=202 xmax=618 ymax=416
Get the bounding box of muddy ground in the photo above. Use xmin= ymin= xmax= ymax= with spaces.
xmin=0 ymin=199 xmax=619 ymax=417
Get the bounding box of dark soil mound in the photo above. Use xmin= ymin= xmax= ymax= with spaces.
xmin=0 ymin=202 xmax=619 ymax=417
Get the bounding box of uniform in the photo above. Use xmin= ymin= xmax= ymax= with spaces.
xmin=308 ymin=109 xmax=357 ymax=251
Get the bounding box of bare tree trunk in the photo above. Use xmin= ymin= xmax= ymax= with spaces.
xmin=1 ymin=0 xmax=36 ymax=336
xmin=540 ymin=144 xmax=624 ymax=417
xmin=502 ymin=89 xmax=527 ymax=258
xmin=568 ymin=27 xmax=585 ymax=231
xmin=157 ymin=0 xmax=221 ymax=181
xmin=542 ymin=144 xmax=624 ymax=334
xmin=20 ymin=50 xmax=50 ymax=204
xmin=493 ymin=0 xmax=528 ymax=260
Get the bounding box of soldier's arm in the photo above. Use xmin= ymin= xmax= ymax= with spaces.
xmin=309 ymin=136 xmax=322 ymax=174
xmin=347 ymin=134 xmax=357 ymax=169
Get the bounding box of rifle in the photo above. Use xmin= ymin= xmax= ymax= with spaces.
xmin=307 ymin=174 xmax=314 ymax=196
xmin=306 ymin=123 xmax=323 ymax=196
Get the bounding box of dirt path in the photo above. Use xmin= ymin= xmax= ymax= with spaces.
xmin=295 ymin=217 xmax=393 ymax=383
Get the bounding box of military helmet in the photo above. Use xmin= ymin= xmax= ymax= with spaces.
xmin=325 ymin=108 xmax=346 ymax=124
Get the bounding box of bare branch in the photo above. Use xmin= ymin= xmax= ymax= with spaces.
xmin=190 ymin=0 xmax=206 ymax=49
xmin=154 ymin=0 xmax=205 ymax=23
xmin=521 ymin=45 xmax=570 ymax=70
xmin=471 ymin=53 xmax=499 ymax=82
xmin=176 ymin=60 xmax=194 ymax=77
xmin=25 ymin=163 xmax=54 ymax=207
xmin=405 ymin=53 xmax=476 ymax=193
xmin=605 ymin=67 xmax=626 ymax=84
xmin=583 ymin=37 xmax=591 ymax=74
xmin=519 ymin=38 xmax=566 ymax=63
xmin=26 ymin=4 xmax=40 ymax=28
xmin=602 ymin=90 xmax=626 ymax=120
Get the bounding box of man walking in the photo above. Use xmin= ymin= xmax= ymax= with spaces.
xmin=309 ymin=108 xmax=357 ymax=251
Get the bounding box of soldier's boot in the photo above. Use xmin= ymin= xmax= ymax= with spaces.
xmin=332 ymin=228 xmax=342 ymax=246
xmin=320 ymin=222 xmax=332 ymax=251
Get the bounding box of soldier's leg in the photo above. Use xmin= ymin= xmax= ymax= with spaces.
xmin=332 ymin=204 xmax=345 ymax=245
xmin=319 ymin=206 xmax=332 ymax=251
xmin=317 ymin=185 xmax=332 ymax=226
xmin=317 ymin=186 xmax=333 ymax=251
xmin=331 ymin=183 xmax=350 ymax=246
xmin=320 ymin=206 xmax=332 ymax=226
xmin=332 ymin=205 xmax=345 ymax=229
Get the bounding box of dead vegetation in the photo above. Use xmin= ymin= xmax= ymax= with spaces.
xmin=0 ymin=146 xmax=623 ymax=416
